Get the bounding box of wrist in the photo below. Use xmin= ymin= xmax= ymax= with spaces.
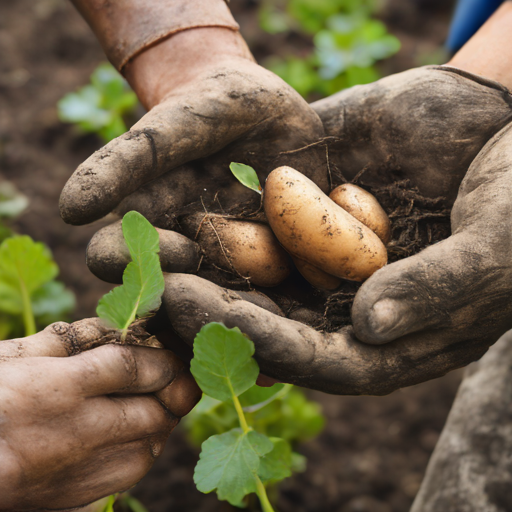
xmin=124 ymin=27 xmax=254 ymax=110
xmin=447 ymin=2 xmax=512 ymax=90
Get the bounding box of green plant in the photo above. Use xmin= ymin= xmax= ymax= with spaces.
xmin=0 ymin=182 xmax=75 ymax=339
xmin=96 ymin=210 xmax=164 ymax=341
xmin=188 ymin=322 xmax=324 ymax=510
xmin=260 ymin=0 xmax=400 ymax=99
xmin=58 ymin=63 xmax=139 ymax=143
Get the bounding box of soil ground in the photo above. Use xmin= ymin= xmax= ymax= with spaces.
xmin=0 ymin=1 xmax=462 ymax=510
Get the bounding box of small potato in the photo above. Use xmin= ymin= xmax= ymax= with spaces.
xmin=182 ymin=213 xmax=291 ymax=287
xmin=292 ymin=256 xmax=341 ymax=291
xmin=264 ymin=166 xmax=387 ymax=282
xmin=329 ymin=183 xmax=391 ymax=244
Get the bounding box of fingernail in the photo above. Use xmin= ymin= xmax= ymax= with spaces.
xmin=368 ymin=298 xmax=413 ymax=343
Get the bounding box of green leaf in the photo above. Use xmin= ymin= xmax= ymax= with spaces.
xmin=191 ymin=323 xmax=259 ymax=402
xmin=58 ymin=62 xmax=139 ymax=143
xmin=0 ymin=236 xmax=60 ymax=335
xmin=229 ymin=163 xmax=262 ymax=195
xmin=194 ymin=429 xmax=273 ymax=505
xmin=0 ymin=236 xmax=58 ymax=295
xmin=258 ymin=438 xmax=293 ymax=484
xmin=96 ymin=211 xmax=164 ymax=334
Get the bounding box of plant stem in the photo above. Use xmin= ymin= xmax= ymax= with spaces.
xmin=255 ymin=475 xmax=276 ymax=512
xmin=232 ymin=392 xmax=250 ymax=433
xmin=18 ymin=275 xmax=35 ymax=336
xmin=101 ymin=494 xmax=117 ymax=512
xmin=231 ymin=391 xmax=276 ymax=512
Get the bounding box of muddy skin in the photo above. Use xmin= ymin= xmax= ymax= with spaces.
xmin=161 ymin=117 xmax=512 ymax=395
xmin=0 ymin=317 xmax=201 ymax=511
xmin=59 ymin=62 xmax=326 ymax=226
xmin=411 ymin=331 xmax=512 ymax=512
xmin=87 ymin=220 xmax=202 ymax=284
xmin=79 ymin=66 xmax=512 ymax=394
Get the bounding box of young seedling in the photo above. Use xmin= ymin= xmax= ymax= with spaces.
xmin=230 ymin=162 xmax=262 ymax=194
xmin=97 ymin=211 xmax=165 ymax=341
xmin=191 ymin=322 xmax=311 ymax=511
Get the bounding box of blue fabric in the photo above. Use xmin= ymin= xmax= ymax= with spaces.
xmin=446 ymin=0 xmax=504 ymax=52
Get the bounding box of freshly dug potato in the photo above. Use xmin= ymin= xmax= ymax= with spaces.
xmin=181 ymin=213 xmax=291 ymax=287
xmin=292 ymin=256 xmax=342 ymax=291
xmin=329 ymin=183 xmax=391 ymax=244
xmin=264 ymin=166 xmax=387 ymax=282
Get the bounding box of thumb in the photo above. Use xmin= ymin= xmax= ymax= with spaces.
xmin=353 ymin=121 xmax=512 ymax=346
xmin=352 ymin=231 xmax=512 ymax=345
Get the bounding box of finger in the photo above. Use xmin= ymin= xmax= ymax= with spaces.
xmin=162 ymin=273 xmax=493 ymax=395
xmin=155 ymin=369 xmax=202 ymax=417
xmin=59 ymin=62 xmax=317 ymax=225
xmin=86 ymin=220 xmax=201 ymax=283
xmin=82 ymin=394 xmax=178 ymax=446
xmin=68 ymin=344 xmax=183 ymax=396
xmin=0 ymin=319 xmax=114 ymax=359
xmin=352 ymin=122 xmax=512 ymax=345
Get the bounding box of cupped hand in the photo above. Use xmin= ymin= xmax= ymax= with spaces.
xmin=311 ymin=66 xmax=512 ymax=348
xmin=135 ymin=66 xmax=512 ymax=396
xmin=0 ymin=319 xmax=200 ymax=510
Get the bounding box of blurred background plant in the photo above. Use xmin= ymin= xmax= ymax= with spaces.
xmin=57 ymin=62 xmax=138 ymax=143
xmin=0 ymin=181 xmax=75 ymax=339
xmin=259 ymin=0 xmax=401 ymax=99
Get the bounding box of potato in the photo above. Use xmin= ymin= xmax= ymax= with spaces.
xmin=329 ymin=183 xmax=391 ymax=244
xmin=181 ymin=213 xmax=291 ymax=287
xmin=292 ymin=256 xmax=341 ymax=290
xmin=264 ymin=166 xmax=387 ymax=282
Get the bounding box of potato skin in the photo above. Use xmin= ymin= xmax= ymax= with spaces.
xmin=264 ymin=166 xmax=387 ymax=282
xmin=329 ymin=184 xmax=392 ymax=245
xmin=292 ymin=256 xmax=341 ymax=290
xmin=182 ymin=213 xmax=291 ymax=287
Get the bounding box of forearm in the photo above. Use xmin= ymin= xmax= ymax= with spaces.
xmin=448 ymin=1 xmax=512 ymax=89
xmin=69 ymin=0 xmax=253 ymax=109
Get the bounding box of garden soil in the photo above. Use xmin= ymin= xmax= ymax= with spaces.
xmin=0 ymin=1 xmax=462 ymax=511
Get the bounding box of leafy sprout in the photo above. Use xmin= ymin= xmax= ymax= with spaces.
xmin=229 ymin=162 xmax=262 ymax=194
xmin=0 ymin=236 xmax=75 ymax=338
xmin=96 ymin=211 xmax=165 ymax=341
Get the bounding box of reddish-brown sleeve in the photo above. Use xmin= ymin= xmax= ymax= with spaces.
xmin=70 ymin=0 xmax=239 ymax=72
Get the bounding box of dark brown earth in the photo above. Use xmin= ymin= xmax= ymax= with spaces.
xmin=0 ymin=1 xmax=461 ymax=511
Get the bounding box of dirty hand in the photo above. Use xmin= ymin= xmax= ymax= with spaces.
xmin=148 ymin=63 xmax=512 ymax=397
xmin=59 ymin=27 xmax=325 ymax=228
xmin=0 ymin=319 xmax=200 ymax=510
